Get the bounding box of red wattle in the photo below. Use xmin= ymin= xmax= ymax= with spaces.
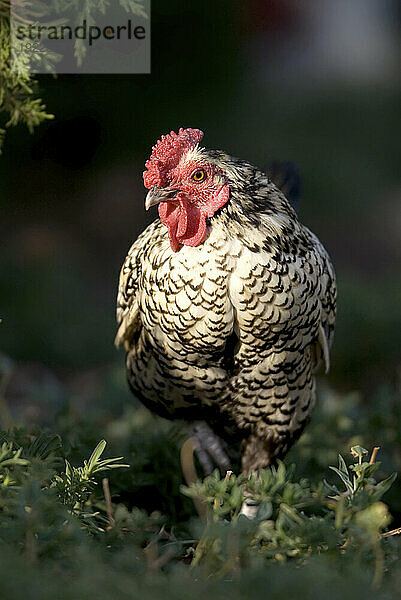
xmin=175 ymin=200 xmax=189 ymax=239
xmin=178 ymin=203 xmax=206 ymax=247
xmin=158 ymin=184 xmax=230 ymax=252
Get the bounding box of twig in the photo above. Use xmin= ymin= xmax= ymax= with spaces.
xmin=369 ymin=447 xmax=380 ymax=465
xmin=102 ymin=477 xmax=115 ymax=529
xmin=381 ymin=527 xmax=401 ymax=539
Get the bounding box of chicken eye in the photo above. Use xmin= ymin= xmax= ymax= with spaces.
xmin=191 ymin=169 xmax=206 ymax=183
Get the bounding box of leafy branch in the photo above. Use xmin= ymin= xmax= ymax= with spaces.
xmin=0 ymin=0 xmax=147 ymax=153
xmin=51 ymin=439 xmax=129 ymax=520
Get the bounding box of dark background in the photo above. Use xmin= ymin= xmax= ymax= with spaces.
xmin=1 ymin=0 xmax=400 ymax=419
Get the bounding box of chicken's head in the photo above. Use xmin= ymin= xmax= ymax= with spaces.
xmin=143 ymin=128 xmax=230 ymax=252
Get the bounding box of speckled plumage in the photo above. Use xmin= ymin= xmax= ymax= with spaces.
xmin=116 ymin=144 xmax=336 ymax=472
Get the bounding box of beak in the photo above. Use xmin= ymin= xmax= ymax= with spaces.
xmin=145 ymin=186 xmax=177 ymax=210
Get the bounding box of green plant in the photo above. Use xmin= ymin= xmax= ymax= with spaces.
xmin=183 ymin=445 xmax=397 ymax=586
xmin=0 ymin=0 xmax=147 ymax=153
xmin=51 ymin=439 xmax=128 ymax=526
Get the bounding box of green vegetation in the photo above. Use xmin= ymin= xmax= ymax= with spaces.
xmin=0 ymin=0 xmax=147 ymax=153
xmin=0 ymin=361 xmax=400 ymax=599
xmin=0 ymin=0 xmax=53 ymax=154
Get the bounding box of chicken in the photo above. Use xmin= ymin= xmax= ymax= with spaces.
xmin=115 ymin=128 xmax=336 ymax=474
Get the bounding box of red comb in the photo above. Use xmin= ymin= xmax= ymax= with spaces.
xmin=143 ymin=128 xmax=204 ymax=189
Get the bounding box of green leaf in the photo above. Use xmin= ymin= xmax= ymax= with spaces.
xmin=371 ymin=472 xmax=397 ymax=501
xmin=87 ymin=439 xmax=107 ymax=471
xmin=329 ymin=466 xmax=353 ymax=494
